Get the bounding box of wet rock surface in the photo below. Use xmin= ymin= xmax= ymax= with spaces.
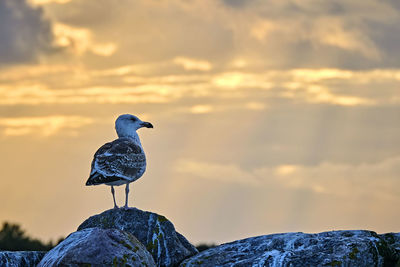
xmin=37 ymin=227 xmax=155 ymax=267
xmin=180 ymin=230 xmax=400 ymax=267
xmin=78 ymin=208 xmax=198 ymax=267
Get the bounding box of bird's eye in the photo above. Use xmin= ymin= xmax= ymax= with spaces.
xmin=130 ymin=117 xmax=137 ymax=122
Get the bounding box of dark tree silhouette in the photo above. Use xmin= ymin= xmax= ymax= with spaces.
xmin=196 ymin=243 xmax=217 ymax=252
xmin=0 ymin=222 xmax=58 ymax=251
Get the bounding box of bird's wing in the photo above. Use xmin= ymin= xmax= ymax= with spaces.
xmin=86 ymin=138 xmax=146 ymax=185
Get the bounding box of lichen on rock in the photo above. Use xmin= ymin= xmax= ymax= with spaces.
xmin=78 ymin=208 xmax=198 ymax=267
xmin=180 ymin=230 xmax=400 ymax=267
xmin=37 ymin=227 xmax=155 ymax=267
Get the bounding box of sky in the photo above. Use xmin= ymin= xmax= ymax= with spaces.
xmin=0 ymin=0 xmax=399 ymax=245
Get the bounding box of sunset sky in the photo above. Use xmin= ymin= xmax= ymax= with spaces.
xmin=0 ymin=0 xmax=399 ymax=245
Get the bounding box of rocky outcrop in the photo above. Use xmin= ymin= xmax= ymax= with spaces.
xmin=381 ymin=232 xmax=400 ymax=255
xmin=0 ymin=251 xmax=46 ymax=267
xmin=4 ymin=207 xmax=398 ymax=266
xmin=78 ymin=208 xmax=198 ymax=267
xmin=180 ymin=230 xmax=400 ymax=267
xmin=37 ymin=227 xmax=155 ymax=267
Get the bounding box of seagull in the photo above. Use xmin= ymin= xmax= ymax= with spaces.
xmin=85 ymin=114 xmax=153 ymax=209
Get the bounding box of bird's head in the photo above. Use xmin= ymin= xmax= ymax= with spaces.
xmin=115 ymin=114 xmax=153 ymax=138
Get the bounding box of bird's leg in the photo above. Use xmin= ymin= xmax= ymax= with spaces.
xmin=123 ymin=183 xmax=130 ymax=209
xmin=111 ymin=186 xmax=118 ymax=209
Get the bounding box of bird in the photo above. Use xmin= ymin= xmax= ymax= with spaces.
xmin=85 ymin=114 xmax=153 ymax=209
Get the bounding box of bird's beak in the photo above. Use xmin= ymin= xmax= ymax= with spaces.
xmin=140 ymin=121 xmax=153 ymax=128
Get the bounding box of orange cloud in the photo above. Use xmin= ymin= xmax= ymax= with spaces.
xmin=175 ymin=157 xmax=400 ymax=198
xmin=173 ymin=57 xmax=212 ymax=71
xmin=29 ymin=0 xmax=72 ymax=4
xmin=0 ymin=116 xmax=93 ymax=136
xmin=0 ymin=64 xmax=398 ymax=108
xmin=53 ymin=23 xmax=117 ymax=56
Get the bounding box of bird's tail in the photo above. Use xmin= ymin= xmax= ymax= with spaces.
xmin=86 ymin=172 xmax=102 ymax=186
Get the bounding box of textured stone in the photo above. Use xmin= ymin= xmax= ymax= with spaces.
xmin=380 ymin=232 xmax=400 ymax=267
xmin=78 ymin=208 xmax=198 ymax=266
xmin=180 ymin=230 xmax=400 ymax=267
xmin=0 ymin=251 xmax=46 ymax=267
xmin=37 ymin=227 xmax=155 ymax=267
xmin=381 ymin=232 xmax=400 ymax=253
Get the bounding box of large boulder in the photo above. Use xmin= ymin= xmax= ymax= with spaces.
xmin=381 ymin=232 xmax=400 ymax=255
xmin=0 ymin=251 xmax=46 ymax=267
xmin=78 ymin=208 xmax=198 ymax=266
xmin=37 ymin=227 xmax=155 ymax=267
xmin=180 ymin=230 xmax=400 ymax=267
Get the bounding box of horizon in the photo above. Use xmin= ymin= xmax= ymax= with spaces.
xmin=0 ymin=0 xmax=399 ymax=245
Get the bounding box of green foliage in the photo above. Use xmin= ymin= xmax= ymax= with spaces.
xmin=0 ymin=221 xmax=60 ymax=251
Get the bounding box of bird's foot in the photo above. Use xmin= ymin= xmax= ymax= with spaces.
xmin=122 ymin=205 xmax=129 ymax=210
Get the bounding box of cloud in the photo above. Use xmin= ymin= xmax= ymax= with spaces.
xmin=0 ymin=115 xmax=93 ymax=136
xmin=52 ymin=23 xmax=117 ymax=56
xmin=0 ymin=0 xmax=55 ymax=64
xmin=175 ymin=157 xmax=400 ymax=199
xmin=221 ymin=0 xmax=400 ymax=68
xmin=244 ymin=102 xmax=266 ymax=110
xmin=12 ymin=0 xmax=399 ymax=69
xmin=29 ymin=0 xmax=72 ymax=5
xmin=221 ymin=0 xmax=253 ymax=8
xmin=0 ymin=65 xmax=398 ymax=108
xmin=212 ymin=72 xmax=273 ymax=90
xmin=175 ymin=159 xmax=258 ymax=185
xmin=296 ymin=85 xmax=374 ymax=106
xmin=0 ymin=0 xmax=119 ymax=64
xmin=0 ymin=84 xmax=179 ymax=105
xmin=311 ymin=18 xmax=381 ymax=60
xmin=45 ymin=0 xmax=235 ymax=65
xmin=259 ymin=157 xmax=400 ymax=199
xmin=173 ymin=57 xmax=212 ymax=71
xmin=190 ymin=105 xmax=213 ymax=114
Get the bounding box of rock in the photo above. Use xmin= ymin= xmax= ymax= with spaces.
xmin=37 ymin=227 xmax=155 ymax=267
xmin=380 ymin=232 xmax=400 ymax=266
xmin=0 ymin=251 xmax=46 ymax=267
xmin=180 ymin=230 xmax=400 ymax=267
xmin=78 ymin=208 xmax=198 ymax=267
xmin=380 ymin=232 xmax=400 ymax=253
